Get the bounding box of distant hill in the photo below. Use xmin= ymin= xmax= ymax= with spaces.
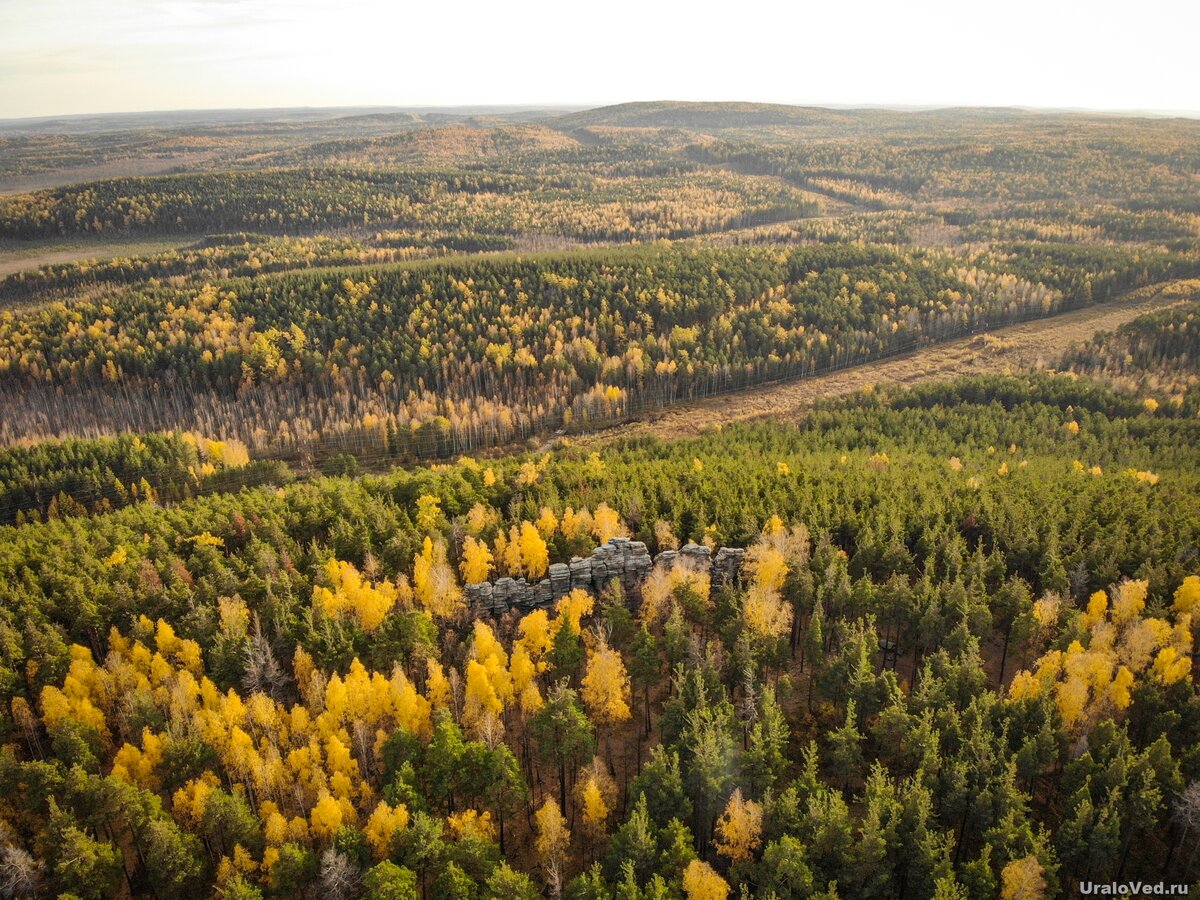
xmin=0 ymin=105 xmax=583 ymax=136
xmin=248 ymin=123 xmax=581 ymax=168
xmin=548 ymin=100 xmax=1197 ymax=135
xmin=548 ymin=100 xmax=865 ymax=131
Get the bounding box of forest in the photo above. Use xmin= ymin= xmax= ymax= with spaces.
xmin=1 ymin=101 xmax=1199 ymax=899
xmin=2 ymin=365 xmax=1200 ymax=898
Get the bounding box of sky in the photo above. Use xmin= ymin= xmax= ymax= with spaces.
xmin=1 ymin=0 xmax=1198 ymax=119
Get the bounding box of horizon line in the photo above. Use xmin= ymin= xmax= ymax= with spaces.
xmin=3 ymin=99 xmax=1200 ymax=126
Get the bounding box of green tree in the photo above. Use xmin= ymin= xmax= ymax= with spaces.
xmin=531 ymin=683 xmax=595 ymax=810
xmin=363 ymin=860 xmax=419 ymax=900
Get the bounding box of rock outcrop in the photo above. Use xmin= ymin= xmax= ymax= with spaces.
xmin=463 ymin=537 xmax=745 ymax=616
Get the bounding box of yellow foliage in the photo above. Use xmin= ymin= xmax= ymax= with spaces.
xmin=426 ymin=658 xmax=452 ymax=710
xmin=516 ymin=460 xmax=542 ymax=486
xmin=111 ymin=728 xmax=165 ymax=791
xmin=1153 ymin=647 xmax=1191 ymax=685
xmin=1110 ymin=665 xmax=1135 ymax=709
xmin=1032 ymin=594 xmax=1061 ymax=630
xmin=554 ymin=589 xmax=595 ymax=636
xmin=592 ymin=503 xmax=627 ymax=543
xmin=313 ymin=559 xmax=397 ymax=632
xmin=413 ymin=538 xmax=464 ymax=619
xmin=509 ymin=643 xmax=538 ymax=697
xmin=1000 ymin=854 xmax=1046 ymax=900
xmin=1082 ymin=591 xmax=1108 ymax=629
xmin=465 ymin=502 xmax=498 ymax=536
xmin=1174 ymin=576 xmax=1200 ymax=615
xmin=310 ymin=791 xmax=345 ymax=843
xmin=364 ymin=801 xmax=410 ymax=859
xmin=683 ymin=859 xmax=730 ymax=900
xmin=534 ymin=798 xmax=570 ymax=860
xmin=390 ymin=667 xmax=433 ymax=739
xmin=448 ymin=809 xmax=497 ymax=843
xmin=416 ymin=494 xmax=443 ymax=533
xmin=653 ymin=519 xmax=680 ymax=550
xmin=581 ymin=641 xmax=632 ymax=725
xmin=584 ymin=451 xmax=606 ymax=478
xmin=463 ymin=659 xmax=504 ymax=733
xmin=743 ymin=584 xmax=792 ymax=639
xmin=576 ymin=758 xmax=617 ymax=837
xmin=640 ymin=559 xmax=710 ymax=626
xmin=1125 ymin=468 xmax=1160 ymax=485
xmin=191 ymin=531 xmax=224 ymax=547
xmin=517 ymin=609 xmax=554 ymax=659
xmin=713 ymin=788 xmax=763 ymax=863
xmin=1009 ymin=577 xmax=1194 ymax=731
xmin=172 ymin=773 xmax=220 ymax=829
xmin=519 ymin=521 xmax=550 ymax=579
xmin=519 ymin=682 xmax=545 ymax=715
xmin=536 ymin=506 xmax=559 ymax=539
xmin=1112 ymin=580 xmax=1148 ymax=624
xmin=263 ymin=804 xmax=289 ymax=846
xmin=460 ymin=536 xmax=493 ymax=584
xmin=748 ymin=545 xmax=788 ymax=592
xmin=581 ymin=777 xmax=609 ymax=833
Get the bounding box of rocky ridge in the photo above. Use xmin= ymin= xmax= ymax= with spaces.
xmin=463 ymin=537 xmax=745 ymax=615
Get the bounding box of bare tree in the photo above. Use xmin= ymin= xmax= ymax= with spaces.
xmin=318 ymin=849 xmax=361 ymax=900
xmin=243 ymin=613 xmax=290 ymax=698
xmin=0 ymin=844 xmax=44 ymax=899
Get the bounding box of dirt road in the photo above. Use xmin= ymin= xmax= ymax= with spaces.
xmin=581 ymin=283 xmax=1195 ymax=444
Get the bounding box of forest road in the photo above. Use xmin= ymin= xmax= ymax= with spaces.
xmin=573 ymin=281 xmax=1197 ymax=445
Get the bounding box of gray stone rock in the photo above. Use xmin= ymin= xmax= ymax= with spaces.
xmin=469 ymin=538 xmax=748 ymax=618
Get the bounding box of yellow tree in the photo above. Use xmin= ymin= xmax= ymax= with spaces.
xmin=1174 ymin=576 xmax=1200 ymax=615
xmin=534 ymin=797 xmax=571 ymax=896
xmin=310 ymin=791 xmax=345 ymax=844
xmin=536 ymin=506 xmax=560 ymax=539
xmin=580 ymin=640 xmax=631 ymax=726
xmin=682 ymin=859 xmax=730 ymax=900
xmin=425 ymin=659 xmax=453 ymax=711
xmin=463 ymin=659 xmax=504 ymax=736
xmin=592 ymin=503 xmax=627 ymax=543
xmin=520 ymin=521 xmax=550 ymax=580
xmin=364 ymin=801 xmax=410 ymax=859
xmin=413 ymin=538 xmax=465 ymax=619
xmin=1000 ymin=854 xmax=1046 ymax=900
xmin=742 ymin=584 xmax=791 ymax=640
xmin=460 ymin=536 xmax=493 ymax=584
xmin=713 ymin=788 xmax=763 ymax=864
xmin=640 ymin=559 xmax=710 ymax=626
xmin=465 ymin=502 xmax=498 ymax=537
xmin=416 ymin=494 xmax=443 ymax=533
xmin=576 ymin=756 xmax=617 ymax=850
xmin=555 ymin=589 xmax=595 ymax=636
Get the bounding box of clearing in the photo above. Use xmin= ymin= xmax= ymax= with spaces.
xmin=0 ymin=237 xmax=198 ymax=278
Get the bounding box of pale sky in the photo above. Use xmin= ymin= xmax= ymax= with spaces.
xmin=0 ymin=0 xmax=1197 ymax=119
